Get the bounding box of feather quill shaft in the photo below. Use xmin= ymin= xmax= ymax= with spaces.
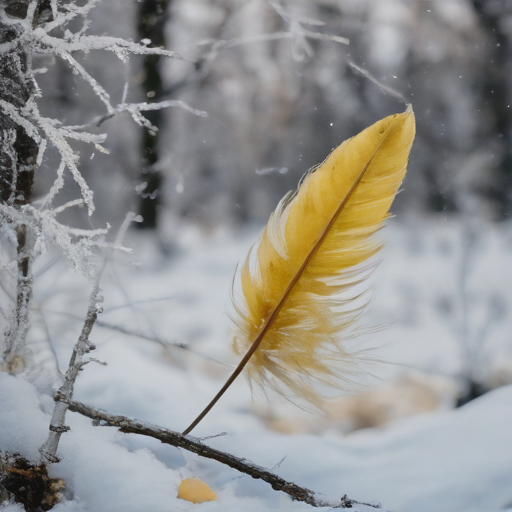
xmin=183 ymin=107 xmax=415 ymax=435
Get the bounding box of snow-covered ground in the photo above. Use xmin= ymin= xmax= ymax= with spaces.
xmin=2 ymin=217 xmax=512 ymax=512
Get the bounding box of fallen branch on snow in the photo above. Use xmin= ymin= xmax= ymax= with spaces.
xmin=67 ymin=399 xmax=383 ymax=510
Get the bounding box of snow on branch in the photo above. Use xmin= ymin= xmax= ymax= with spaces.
xmin=198 ymin=29 xmax=348 ymax=58
xmin=40 ymin=0 xmax=103 ymax=33
xmin=0 ymin=0 xmax=205 ymax=374
xmin=41 ymin=41 xmax=115 ymax=114
xmin=34 ymin=111 xmax=97 ymax=215
xmin=0 ymin=203 xmax=108 ymax=280
xmin=42 ymin=33 xmax=184 ymax=61
xmin=0 ymin=0 xmax=200 ymax=223
xmin=0 ymin=100 xmax=42 ymax=146
xmin=197 ymin=11 xmax=348 ymax=67
xmin=0 ymin=130 xmax=18 ymax=205
xmin=268 ymin=0 xmax=349 ymax=61
xmin=40 ymin=159 xmax=65 ymax=212
xmin=95 ymin=100 xmax=208 ymax=130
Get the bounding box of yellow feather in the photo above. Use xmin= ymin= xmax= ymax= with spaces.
xmin=229 ymin=106 xmax=416 ymax=405
xmin=182 ymin=107 xmax=415 ymax=434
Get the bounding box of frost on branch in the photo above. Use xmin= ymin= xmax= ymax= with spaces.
xmin=0 ymin=0 xmax=202 ymax=368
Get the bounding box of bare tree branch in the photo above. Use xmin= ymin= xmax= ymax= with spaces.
xmin=39 ymin=308 xmax=233 ymax=368
xmin=66 ymin=400 xmax=384 ymax=510
xmin=39 ymin=284 xmax=103 ymax=463
xmin=38 ymin=213 xmax=143 ymax=462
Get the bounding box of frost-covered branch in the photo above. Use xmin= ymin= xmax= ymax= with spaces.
xmin=347 ymin=59 xmax=408 ymax=105
xmin=166 ymin=2 xmax=349 ymax=105
xmin=39 ymin=284 xmax=104 ymax=463
xmin=0 ymin=0 xmax=200 ymax=371
xmin=39 ymin=33 xmax=183 ymax=60
xmin=66 ymin=400 xmax=383 ymax=510
xmin=38 ymin=212 xmax=139 ymax=462
xmin=39 ymin=0 xmax=103 ymax=33
xmin=94 ymin=100 xmax=207 ymax=129
xmin=0 ymin=0 xmax=194 ymax=215
xmin=267 ymin=0 xmax=348 ymax=61
xmin=1 ymin=3 xmax=42 ymax=372
xmin=0 ymin=203 xmax=108 ymax=279
xmin=198 ymin=28 xmax=348 ymax=69
xmin=1 ymin=225 xmax=33 ymax=374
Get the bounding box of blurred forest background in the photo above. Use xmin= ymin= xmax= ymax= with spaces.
xmin=33 ymin=0 xmax=512 ymax=234
xmin=6 ymin=0 xmax=509 ymax=410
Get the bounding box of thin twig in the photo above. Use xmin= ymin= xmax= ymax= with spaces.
xmin=39 ymin=308 xmax=233 ymax=368
xmin=38 ymin=214 xmax=146 ymax=462
xmin=347 ymin=59 xmax=408 ymax=105
xmin=94 ymin=100 xmax=207 ymax=128
xmin=2 ymin=226 xmax=34 ymax=374
xmin=39 ymin=284 xmax=103 ymax=463
xmin=36 ymin=307 xmax=62 ymax=376
xmin=89 ymin=320 xmax=231 ymax=367
xmin=67 ymin=400 xmax=382 ymax=510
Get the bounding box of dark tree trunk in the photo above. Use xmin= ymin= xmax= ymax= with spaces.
xmin=0 ymin=1 xmax=51 ymax=371
xmin=136 ymin=0 xmax=170 ymax=229
xmin=0 ymin=21 xmax=37 ymax=206
xmin=471 ymin=1 xmax=512 ymax=218
xmin=456 ymin=380 xmax=488 ymax=408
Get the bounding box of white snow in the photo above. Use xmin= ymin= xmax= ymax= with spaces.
xmin=2 ymin=218 xmax=512 ymax=512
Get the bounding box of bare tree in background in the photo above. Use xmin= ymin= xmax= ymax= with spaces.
xmin=136 ymin=0 xmax=170 ymax=229
xmin=470 ymin=0 xmax=512 ymax=218
xmin=1 ymin=0 xmax=50 ymax=372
